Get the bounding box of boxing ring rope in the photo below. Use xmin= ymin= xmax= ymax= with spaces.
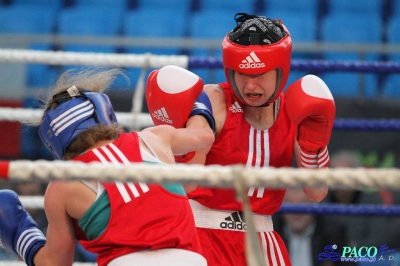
xmin=0 ymin=48 xmax=399 ymax=265
xmin=17 ymin=197 xmax=400 ymax=216
xmin=1 ymin=106 xmax=400 ymax=131
xmin=0 ymin=47 xmax=399 ymax=130
xmin=1 ymin=48 xmax=400 ymax=73
xmin=1 ymin=160 xmax=400 ymax=190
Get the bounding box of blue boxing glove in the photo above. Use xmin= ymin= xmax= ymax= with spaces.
xmin=0 ymin=190 xmax=46 ymax=266
xmin=189 ymin=90 xmax=215 ymax=132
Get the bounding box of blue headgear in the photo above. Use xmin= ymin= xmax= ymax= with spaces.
xmin=38 ymin=86 xmax=118 ymax=160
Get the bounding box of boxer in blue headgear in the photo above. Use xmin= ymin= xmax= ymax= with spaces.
xmin=39 ymin=85 xmax=118 ymax=160
xmin=0 ymin=67 xmax=215 ymax=266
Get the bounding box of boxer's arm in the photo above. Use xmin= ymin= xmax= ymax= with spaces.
xmin=294 ymin=140 xmax=328 ymax=202
xmin=286 ymin=75 xmax=335 ymax=202
xmin=33 ymin=182 xmax=77 ymax=266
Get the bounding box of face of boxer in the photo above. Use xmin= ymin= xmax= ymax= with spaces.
xmin=233 ymin=69 xmax=277 ymax=107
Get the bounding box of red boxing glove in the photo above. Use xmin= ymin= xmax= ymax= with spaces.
xmin=285 ymin=75 xmax=335 ymax=168
xmin=146 ymin=65 xmax=203 ymax=128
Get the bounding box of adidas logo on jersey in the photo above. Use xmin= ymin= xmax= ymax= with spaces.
xmin=151 ymin=107 xmax=172 ymax=124
xmin=229 ymin=102 xmax=243 ymax=113
xmin=220 ymin=211 xmax=247 ymax=230
xmin=239 ymin=51 xmax=265 ymax=69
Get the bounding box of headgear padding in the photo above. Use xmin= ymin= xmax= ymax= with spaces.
xmin=222 ymin=13 xmax=292 ymax=106
xmin=38 ymin=87 xmax=117 ymax=160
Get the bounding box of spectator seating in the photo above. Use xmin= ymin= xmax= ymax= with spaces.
xmin=120 ymin=8 xmax=189 ymax=89
xmin=187 ymin=10 xmax=233 ymax=83
xmin=326 ymin=0 xmax=382 ymax=15
xmin=135 ymin=0 xmax=191 ymax=13
xmin=264 ymin=0 xmax=317 ymax=15
xmin=72 ymin=0 xmax=127 ymax=7
xmin=319 ymin=11 xmax=383 ymax=98
xmin=198 ymin=0 xmax=255 ymax=13
xmin=123 ymin=9 xmax=187 ymax=55
xmin=11 ymin=0 xmax=63 ymax=9
xmin=0 ymin=5 xmax=58 ymax=88
xmin=57 ymin=6 xmax=123 ymax=75
xmin=0 ymin=5 xmax=57 ymax=34
xmin=382 ymin=15 xmax=400 ymax=97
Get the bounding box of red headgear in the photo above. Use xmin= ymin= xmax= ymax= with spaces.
xmin=222 ymin=13 xmax=292 ymax=106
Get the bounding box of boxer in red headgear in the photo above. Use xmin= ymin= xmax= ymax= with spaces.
xmin=185 ymin=13 xmax=335 ymax=266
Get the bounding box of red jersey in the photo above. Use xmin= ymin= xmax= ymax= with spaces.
xmin=73 ymin=132 xmax=202 ymax=266
xmin=189 ymin=82 xmax=296 ymax=215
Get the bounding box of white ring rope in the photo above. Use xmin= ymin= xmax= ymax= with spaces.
xmin=3 ymin=160 xmax=400 ymax=190
xmin=0 ymin=48 xmax=189 ymax=68
xmin=0 ymin=107 xmax=153 ymax=128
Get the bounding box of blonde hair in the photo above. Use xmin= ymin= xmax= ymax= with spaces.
xmin=41 ymin=67 xmax=126 ymax=160
xmin=44 ymin=67 xmax=125 ymax=108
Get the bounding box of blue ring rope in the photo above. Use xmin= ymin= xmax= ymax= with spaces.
xmin=188 ymin=57 xmax=400 ymax=73
xmin=278 ymin=203 xmax=400 ymax=216
xmin=188 ymin=56 xmax=400 ymax=131
xmin=334 ymin=119 xmax=400 ymax=131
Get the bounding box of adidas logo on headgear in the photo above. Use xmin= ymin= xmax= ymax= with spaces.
xmin=239 ymin=51 xmax=265 ymax=69
xmin=220 ymin=211 xmax=247 ymax=230
xmin=151 ymin=107 xmax=172 ymax=124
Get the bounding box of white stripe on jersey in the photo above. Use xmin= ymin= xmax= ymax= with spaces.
xmin=247 ymin=128 xmax=270 ymax=198
xmin=92 ymin=144 xmax=149 ymax=202
xmin=265 ymin=232 xmax=278 ymax=266
xmin=246 ymin=127 xmax=255 ymax=168
xmin=109 ymin=143 xmax=131 ymax=164
xmin=116 ymin=182 xmax=131 ymax=203
xmin=127 ymin=182 xmax=140 ymax=198
xmin=92 ymin=149 xmax=110 ymax=164
xmin=255 ymin=130 xmax=262 ymax=167
xmin=100 ymin=146 xmax=120 ymax=164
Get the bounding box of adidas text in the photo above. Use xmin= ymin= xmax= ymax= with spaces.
xmin=152 ymin=113 xmax=172 ymax=124
xmin=239 ymin=62 xmax=265 ymax=69
xmin=220 ymin=221 xmax=247 ymax=230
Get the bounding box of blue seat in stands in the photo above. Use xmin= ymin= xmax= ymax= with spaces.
xmin=123 ymin=9 xmax=187 ymax=55
xmin=58 ymin=6 xmax=123 ymax=35
xmin=264 ymin=0 xmax=317 ymax=15
xmin=272 ymin=11 xmax=317 ymax=43
xmin=11 ymin=0 xmax=63 ymax=9
xmin=0 ymin=5 xmax=57 ymax=34
xmin=383 ymin=18 xmax=400 ymax=97
xmin=387 ymin=16 xmax=400 ymax=44
xmin=188 ymin=11 xmax=233 ymax=83
xmin=25 ymin=44 xmax=59 ymax=88
xmin=121 ymin=9 xmax=189 ymax=89
xmin=57 ymin=6 xmax=123 ymax=73
xmin=199 ymin=0 xmax=255 ymax=13
xmin=382 ymin=74 xmax=400 ymax=98
xmin=136 ymin=0 xmax=191 ymax=12
xmin=319 ymin=12 xmax=383 ymax=98
xmin=0 ymin=6 xmax=58 ymax=88
xmin=327 ymin=0 xmax=381 ymax=15
xmin=73 ymin=0 xmax=127 ymax=10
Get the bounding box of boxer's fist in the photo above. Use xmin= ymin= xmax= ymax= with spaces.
xmin=0 ymin=190 xmax=46 ymax=266
xmin=146 ymin=65 xmax=203 ymax=128
xmin=285 ymin=75 xmax=335 ymax=168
